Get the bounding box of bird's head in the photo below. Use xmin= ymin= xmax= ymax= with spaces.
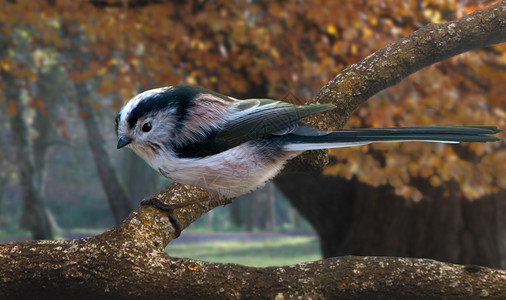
xmin=115 ymin=85 xmax=231 ymax=160
xmin=115 ymin=87 xmax=184 ymax=159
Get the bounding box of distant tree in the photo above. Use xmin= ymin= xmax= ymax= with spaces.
xmin=0 ymin=30 xmax=54 ymax=239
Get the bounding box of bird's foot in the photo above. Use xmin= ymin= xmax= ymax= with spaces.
xmin=140 ymin=196 xmax=215 ymax=238
xmin=140 ymin=198 xmax=181 ymax=238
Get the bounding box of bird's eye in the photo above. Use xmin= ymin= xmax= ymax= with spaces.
xmin=141 ymin=121 xmax=152 ymax=133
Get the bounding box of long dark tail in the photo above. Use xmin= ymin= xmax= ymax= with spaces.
xmin=283 ymin=126 xmax=502 ymax=151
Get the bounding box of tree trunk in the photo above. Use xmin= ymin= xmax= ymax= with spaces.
xmin=228 ymin=195 xmax=244 ymax=228
xmin=76 ymin=89 xmax=133 ymax=224
xmin=123 ymin=150 xmax=160 ymax=204
xmin=246 ymin=183 xmax=277 ymax=231
xmin=289 ymin=205 xmax=301 ymax=229
xmin=276 ymin=173 xmax=506 ymax=268
xmin=0 ymin=176 xmax=8 ymax=229
xmin=245 ymin=193 xmax=255 ymax=231
xmin=30 ymin=66 xmax=67 ymax=193
xmin=265 ymin=182 xmax=276 ymax=231
xmin=2 ymin=73 xmax=53 ymax=240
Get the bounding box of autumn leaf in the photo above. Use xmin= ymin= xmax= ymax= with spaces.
xmin=7 ymin=99 xmax=18 ymax=117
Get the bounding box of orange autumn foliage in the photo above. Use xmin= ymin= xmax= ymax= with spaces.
xmin=0 ymin=0 xmax=504 ymax=200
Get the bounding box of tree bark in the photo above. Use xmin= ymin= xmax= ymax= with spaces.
xmin=0 ymin=183 xmax=505 ymax=299
xmin=0 ymin=2 xmax=505 ymax=298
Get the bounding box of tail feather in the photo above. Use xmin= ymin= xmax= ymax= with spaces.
xmin=283 ymin=126 xmax=502 ymax=151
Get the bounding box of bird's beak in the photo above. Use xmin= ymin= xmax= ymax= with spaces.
xmin=117 ymin=136 xmax=132 ymax=149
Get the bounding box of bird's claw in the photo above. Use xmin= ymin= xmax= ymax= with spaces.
xmin=140 ymin=198 xmax=181 ymax=238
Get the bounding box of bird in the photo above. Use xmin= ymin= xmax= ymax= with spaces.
xmin=115 ymin=85 xmax=501 ymax=235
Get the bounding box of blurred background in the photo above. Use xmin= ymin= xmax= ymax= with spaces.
xmin=0 ymin=0 xmax=504 ymax=268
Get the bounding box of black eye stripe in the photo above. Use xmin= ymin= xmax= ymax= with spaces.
xmin=127 ymin=86 xmax=199 ymax=129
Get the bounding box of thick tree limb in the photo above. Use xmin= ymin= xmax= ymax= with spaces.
xmin=1 ymin=2 xmax=505 ymax=299
xmin=1 ymin=184 xmax=505 ymax=299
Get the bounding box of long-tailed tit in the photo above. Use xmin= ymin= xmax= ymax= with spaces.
xmin=116 ymin=85 xmax=500 ymax=235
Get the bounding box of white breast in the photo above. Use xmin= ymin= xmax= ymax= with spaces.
xmin=151 ymin=142 xmax=300 ymax=198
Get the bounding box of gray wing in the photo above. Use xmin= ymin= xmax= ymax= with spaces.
xmin=215 ymin=99 xmax=335 ymax=144
xmin=173 ymin=98 xmax=335 ymax=158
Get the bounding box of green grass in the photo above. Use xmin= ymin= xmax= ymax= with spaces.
xmin=166 ymin=236 xmax=321 ymax=267
xmin=0 ymin=229 xmax=30 ymax=240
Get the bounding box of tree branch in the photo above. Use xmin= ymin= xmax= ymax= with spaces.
xmin=289 ymin=0 xmax=506 ymax=171
xmin=2 ymin=214 xmax=505 ymax=299
xmin=1 ymin=2 xmax=505 ymax=298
